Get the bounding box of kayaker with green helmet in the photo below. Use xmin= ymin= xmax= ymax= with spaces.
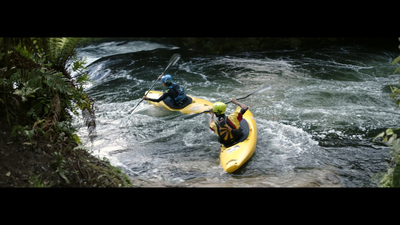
xmin=209 ymin=99 xmax=248 ymax=147
xmin=142 ymin=74 xmax=189 ymax=108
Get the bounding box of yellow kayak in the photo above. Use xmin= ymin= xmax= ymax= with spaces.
xmin=145 ymin=90 xmax=213 ymax=114
xmin=219 ymin=107 xmax=257 ymax=173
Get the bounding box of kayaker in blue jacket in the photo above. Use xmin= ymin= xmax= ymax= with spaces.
xmin=142 ymin=74 xmax=189 ymax=108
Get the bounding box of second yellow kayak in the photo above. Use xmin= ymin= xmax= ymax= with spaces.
xmin=219 ymin=107 xmax=257 ymax=173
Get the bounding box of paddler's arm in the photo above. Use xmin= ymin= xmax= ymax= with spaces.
xmin=142 ymin=91 xmax=169 ymax=102
xmin=231 ymin=98 xmax=248 ymax=112
xmin=209 ymin=109 xmax=215 ymax=129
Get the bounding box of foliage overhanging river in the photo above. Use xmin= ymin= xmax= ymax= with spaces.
xmin=73 ymin=40 xmax=399 ymax=187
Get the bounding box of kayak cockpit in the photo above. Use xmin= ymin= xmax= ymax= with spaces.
xmin=162 ymin=96 xmax=193 ymax=109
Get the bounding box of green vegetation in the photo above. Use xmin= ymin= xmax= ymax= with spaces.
xmin=374 ymin=38 xmax=400 ymax=187
xmin=0 ymin=38 xmax=94 ymax=136
xmin=0 ymin=38 xmax=131 ymax=187
xmin=393 ymin=38 xmax=400 ymax=74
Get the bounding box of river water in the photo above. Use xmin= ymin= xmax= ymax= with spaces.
xmin=73 ymin=40 xmax=399 ymax=187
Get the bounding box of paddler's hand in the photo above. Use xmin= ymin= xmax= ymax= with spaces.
xmin=231 ymin=98 xmax=238 ymax=104
xmin=208 ymin=108 xmax=214 ymax=125
xmin=142 ymin=96 xmax=149 ymax=100
xmin=158 ymin=75 xmax=162 ymax=80
xmin=231 ymin=98 xmax=248 ymax=110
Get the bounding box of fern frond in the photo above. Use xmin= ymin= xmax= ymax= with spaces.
xmin=48 ymin=38 xmax=82 ymax=69
xmin=395 ymin=66 xmax=400 ymax=74
xmin=10 ymin=68 xmax=43 ymax=90
xmin=392 ymin=55 xmax=400 ymax=66
xmin=43 ymin=68 xmax=74 ymax=95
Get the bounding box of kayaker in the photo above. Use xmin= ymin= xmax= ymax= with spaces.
xmin=142 ymin=74 xmax=189 ymax=108
xmin=209 ymin=99 xmax=248 ymax=147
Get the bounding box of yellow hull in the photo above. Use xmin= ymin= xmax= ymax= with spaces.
xmin=220 ymin=107 xmax=257 ymax=173
xmin=145 ymin=90 xmax=212 ymax=114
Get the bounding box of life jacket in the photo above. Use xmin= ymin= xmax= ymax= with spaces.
xmin=167 ymin=83 xmax=186 ymax=104
xmin=214 ymin=116 xmax=243 ymax=146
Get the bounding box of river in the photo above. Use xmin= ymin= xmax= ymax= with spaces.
xmin=73 ymin=40 xmax=399 ymax=187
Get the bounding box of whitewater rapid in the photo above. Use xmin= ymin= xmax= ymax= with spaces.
xmin=73 ymin=40 xmax=398 ymax=187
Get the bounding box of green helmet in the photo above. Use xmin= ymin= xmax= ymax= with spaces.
xmin=213 ymin=102 xmax=226 ymax=115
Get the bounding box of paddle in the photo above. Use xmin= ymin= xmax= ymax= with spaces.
xmin=129 ymin=53 xmax=181 ymax=114
xmin=223 ymin=85 xmax=273 ymax=104
xmin=184 ymin=84 xmax=273 ymax=119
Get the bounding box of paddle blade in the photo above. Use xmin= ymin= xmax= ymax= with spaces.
xmin=169 ymin=53 xmax=181 ymax=67
xmin=161 ymin=53 xmax=181 ymax=77
xmin=129 ymin=99 xmax=143 ymax=114
xmin=225 ymin=85 xmax=274 ymax=104
xmin=251 ymin=84 xmax=274 ymax=95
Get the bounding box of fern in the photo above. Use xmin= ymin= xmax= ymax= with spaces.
xmin=10 ymin=68 xmax=42 ymax=90
xmin=393 ymin=38 xmax=400 ymax=74
xmin=393 ymin=55 xmax=400 ymax=74
xmin=42 ymin=67 xmax=74 ymax=95
xmin=52 ymin=151 xmax=70 ymax=184
xmin=48 ymin=38 xmax=82 ymax=69
xmin=1 ymin=37 xmax=96 ymax=144
xmin=13 ymin=83 xmax=39 ymax=102
xmin=376 ymin=37 xmax=400 ymax=187
xmin=10 ymin=67 xmax=74 ymax=101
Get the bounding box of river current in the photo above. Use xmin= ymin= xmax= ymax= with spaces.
xmin=73 ymin=40 xmax=399 ymax=187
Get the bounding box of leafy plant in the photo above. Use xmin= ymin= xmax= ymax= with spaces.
xmin=374 ymin=38 xmax=400 ymax=187
xmin=30 ymin=174 xmax=52 ymax=187
xmin=0 ymin=38 xmax=133 ymax=187
xmin=392 ymin=38 xmax=400 ymax=74
xmin=0 ymin=37 xmax=95 ymax=142
xmin=374 ymin=132 xmax=400 ymax=187
xmin=11 ymin=125 xmax=35 ymax=142
xmin=13 ymin=82 xmax=39 ymax=102
xmin=52 ymin=151 xmax=70 ymax=184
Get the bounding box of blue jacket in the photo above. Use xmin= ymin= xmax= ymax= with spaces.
xmin=148 ymin=82 xmax=187 ymax=104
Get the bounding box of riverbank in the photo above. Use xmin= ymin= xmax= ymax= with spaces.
xmin=0 ymin=125 xmax=132 ymax=187
xmin=0 ymin=38 xmax=132 ymax=187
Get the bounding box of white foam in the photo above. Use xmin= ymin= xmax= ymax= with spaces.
xmin=76 ymin=41 xmax=179 ymax=67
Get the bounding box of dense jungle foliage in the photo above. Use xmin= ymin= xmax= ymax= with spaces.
xmin=0 ymin=38 xmax=131 ymax=187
